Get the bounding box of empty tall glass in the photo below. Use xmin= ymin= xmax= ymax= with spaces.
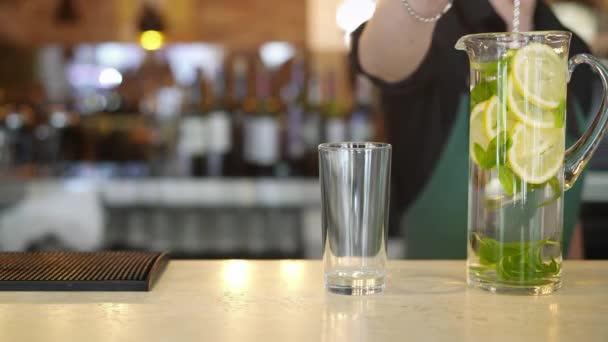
xmin=319 ymin=142 xmax=391 ymax=295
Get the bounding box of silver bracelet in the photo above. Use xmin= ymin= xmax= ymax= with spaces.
xmin=401 ymin=0 xmax=453 ymax=23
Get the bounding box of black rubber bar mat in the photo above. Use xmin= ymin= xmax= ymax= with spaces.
xmin=0 ymin=251 xmax=169 ymax=291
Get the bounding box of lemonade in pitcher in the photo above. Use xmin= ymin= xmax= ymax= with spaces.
xmin=466 ymin=41 xmax=567 ymax=293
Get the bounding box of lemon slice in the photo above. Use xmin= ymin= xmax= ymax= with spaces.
xmin=507 ymin=74 xmax=558 ymax=128
xmin=470 ymin=101 xmax=489 ymax=165
xmin=507 ymin=123 xmax=565 ymax=184
xmin=484 ymin=95 xmax=516 ymax=139
xmin=511 ymin=43 xmax=567 ymax=110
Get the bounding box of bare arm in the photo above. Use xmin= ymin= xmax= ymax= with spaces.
xmin=358 ymin=0 xmax=536 ymax=83
xmin=358 ymin=0 xmax=449 ymax=83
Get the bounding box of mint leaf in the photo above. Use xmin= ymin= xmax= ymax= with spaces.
xmin=475 ymin=130 xmax=518 ymax=200
xmin=473 ymin=235 xmax=561 ymax=286
xmin=477 ymin=54 xmax=513 ymax=79
xmin=498 ymin=165 xmax=520 ymax=196
xmin=474 ymin=234 xmax=501 ymax=265
xmin=473 ymin=144 xmax=485 ymax=162
xmin=475 ymin=235 xmax=528 ymax=266
xmin=484 ymin=130 xmax=512 ymax=169
xmin=471 ymin=80 xmax=497 ymax=107
xmin=548 ymin=176 xmax=561 ymax=196
xmin=474 ymin=143 xmax=494 ymax=169
xmin=485 ymin=138 xmax=497 ymax=167
xmin=471 ymin=53 xmax=512 ymax=108
xmin=479 ymin=61 xmax=499 ymax=76
xmin=553 ymin=99 xmax=566 ymax=129
xmin=542 ymin=257 xmax=560 ymax=274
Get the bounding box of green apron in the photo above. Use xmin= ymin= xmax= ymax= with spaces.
xmin=403 ymin=95 xmax=585 ymax=259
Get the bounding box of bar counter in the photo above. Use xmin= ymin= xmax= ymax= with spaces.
xmin=0 ymin=260 xmax=606 ymax=341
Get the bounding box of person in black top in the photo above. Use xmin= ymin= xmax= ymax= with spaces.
xmin=351 ymin=0 xmax=594 ymax=250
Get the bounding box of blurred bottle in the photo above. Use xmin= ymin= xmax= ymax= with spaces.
xmin=59 ymin=111 xmax=85 ymax=166
xmin=349 ymin=75 xmax=374 ymax=142
xmin=302 ymin=74 xmax=323 ymax=177
xmin=282 ymin=56 xmax=308 ymax=177
xmin=0 ymin=102 xmax=13 ymax=172
xmin=206 ymin=65 xmax=233 ymax=177
xmin=322 ymin=71 xmax=346 ymax=144
xmin=33 ymin=115 xmax=59 ymax=175
xmin=226 ymin=56 xmax=249 ymax=177
xmin=243 ymin=62 xmax=280 ymax=177
xmin=9 ymin=104 xmax=36 ymax=176
xmin=177 ymin=69 xmax=208 ymax=177
xmin=46 ymin=104 xmax=71 ymax=173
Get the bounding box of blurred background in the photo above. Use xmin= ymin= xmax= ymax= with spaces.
xmin=0 ymin=0 xmax=607 ymax=259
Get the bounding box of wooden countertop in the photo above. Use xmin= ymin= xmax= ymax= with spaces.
xmin=0 ymin=260 xmax=606 ymax=342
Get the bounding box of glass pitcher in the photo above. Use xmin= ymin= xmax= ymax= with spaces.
xmin=456 ymin=31 xmax=608 ymax=295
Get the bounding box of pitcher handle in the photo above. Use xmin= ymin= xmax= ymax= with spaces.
xmin=564 ymin=54 xmax=608 ymax=190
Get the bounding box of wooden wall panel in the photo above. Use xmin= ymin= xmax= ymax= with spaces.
xmin=192 ymin=0 xmax=305 ymax=48
xmin=0 ymin=0 xmax=306 ymax=48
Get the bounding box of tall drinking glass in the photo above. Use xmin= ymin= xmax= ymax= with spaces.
xmin=319 ymin=142 xmax=391 ymax=295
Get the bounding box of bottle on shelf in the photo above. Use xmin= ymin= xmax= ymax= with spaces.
xmin=226 ymin=55 xmax=249 ymax=177
xmin=302 ymin=73 xmax=323 ymax=177
xmin=9 ymin=104 xmax=37 ymax=176
xmin=0 ymin=103 xmax=12 ymax=172
xmin=45 ymin=103 xmax=71 ymax=175
xmin=242 ymin=61 xmax=281 ymax=177
xmin=33 ymin=105 xmax=61 ymax=175
xmin=322 ymin=71 xmax=347 ymax=144
xmin=349 ymin=75 xmax=375 ymax=142
xmin=177 ymin=68 xmax=208 ymax=177
xmin=59 ymin=110 xmax=85 ymax=167
xmin=205 ymin=64 xmax=234 ymax=177
xmin=282 ymin=55 xmax=307 ymax=177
